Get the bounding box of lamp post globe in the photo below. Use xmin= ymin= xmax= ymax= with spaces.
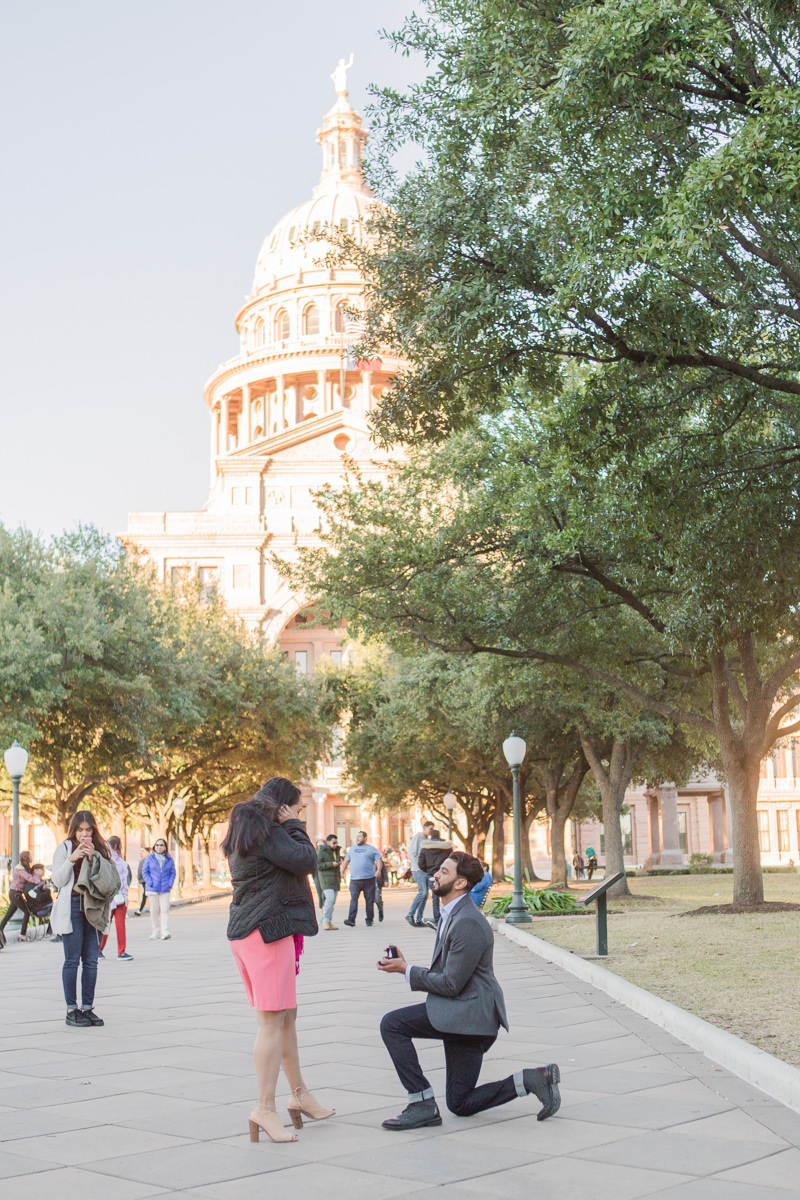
xmin=502 ymin=733 xmax=532 ymax=925
xmin=443 ymin=791 xmax=456 ymax=843
xmin=4 ymin=741 xmax=29 ymax=869
xmin=171 ymin=797 xmax=188 ymax=898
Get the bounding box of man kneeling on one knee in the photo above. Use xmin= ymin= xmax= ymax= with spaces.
xmin=378 ymin=850 xmax=560 ymax=1130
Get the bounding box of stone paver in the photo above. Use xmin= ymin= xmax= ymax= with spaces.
xmin=0 ymin=888 xmax=798 ymax=1197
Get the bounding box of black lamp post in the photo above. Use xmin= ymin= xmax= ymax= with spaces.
xmin=443 ymin=791 xmax=456 ymax=843
xmin=502 ymin=733 xmax=531 ymax=925
xmin=4 ymin=741 xmax=29 ymax=867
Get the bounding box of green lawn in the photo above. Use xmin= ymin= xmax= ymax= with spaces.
xmin=493 ymin=872 xmax=800 ymax=1068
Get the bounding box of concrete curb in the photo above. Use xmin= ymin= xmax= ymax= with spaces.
xmin=489 ymin=917 xmax=800 ymax=1115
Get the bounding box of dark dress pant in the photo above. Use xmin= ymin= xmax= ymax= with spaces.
xmin=348 ymin=877 xmax=376 ymax=923
xmin=380 ymin=1003 xmax=518 ymax=1116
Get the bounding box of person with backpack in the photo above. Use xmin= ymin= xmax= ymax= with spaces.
xmin=99 ymin=836 xmax=134 ymax=960
xmin=142 ymin=839 xmax=176 ymax=940
xmin=316 ymin=834 xmax=342 ymax=930
xmin=417 ymin=830 xmax=453 ymax=929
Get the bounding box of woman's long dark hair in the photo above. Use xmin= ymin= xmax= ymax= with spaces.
xmin=66 ymin=810 xmax=111 ymax=859
xmin=19 ymin=850 xmax=33 ymax=872
xmin=221 ymin=777 xmax=301 ymax=858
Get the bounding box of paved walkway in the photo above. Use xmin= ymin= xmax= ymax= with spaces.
xmin=1 ymin=889 xmax=798 ymax=1199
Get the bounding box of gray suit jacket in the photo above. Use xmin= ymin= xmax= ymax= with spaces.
xmin=408 ymin=896 xmax=509 ymax=1036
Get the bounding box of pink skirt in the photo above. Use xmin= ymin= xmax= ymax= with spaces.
xmin=230 ymin=930 xmax=297 ymax=1010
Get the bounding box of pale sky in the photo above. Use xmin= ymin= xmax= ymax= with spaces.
xmin=0 ymin=0 xmax=419 ymax=539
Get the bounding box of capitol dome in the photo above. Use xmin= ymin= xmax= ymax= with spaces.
xmin=251 ymin=92 xmax=377 ymax=297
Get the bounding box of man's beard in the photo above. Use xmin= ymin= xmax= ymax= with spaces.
xmin=432 ymin=877 xmax=455 ymax=899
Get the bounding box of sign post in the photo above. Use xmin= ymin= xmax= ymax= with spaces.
xmin=578 ymin=871 xmax=625 ymax=956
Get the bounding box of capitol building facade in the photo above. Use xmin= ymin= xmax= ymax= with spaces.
xmin=126 ymin=72 xmax=413 ymax=852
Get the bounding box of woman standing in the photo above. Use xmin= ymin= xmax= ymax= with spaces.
xmin=142 ymin=838 xmax=176 ymax=940
xmin=223 ymin=776 xmax=332 ymax=1143
xmin=100 ymin=836 xmax=134 ymax=960
xmin=50 ymin=811 xmax=118 ymax=1027
xmin=0 ymin=851 xmax=39 ymax=945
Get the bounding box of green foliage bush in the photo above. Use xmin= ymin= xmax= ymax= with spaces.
xmin=488 ymin=886 xmax=580 ymax=917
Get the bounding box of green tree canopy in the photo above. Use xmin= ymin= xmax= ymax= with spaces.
xmin=356 ymin=0 xmax=800 ymax=443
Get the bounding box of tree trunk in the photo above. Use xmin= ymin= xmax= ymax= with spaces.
xmin=521 ymin=807 xmax=540 ymax=882
xmin=201 ymin=836 xmax=213 ymax=888
xmin=579 ymin=734 xmax=632 ymax=899
xmin=722 ymin=754 xmax=764 ymax=906
xmin=490 ymin=792 xmax=505 ymax=880
xmin=598 ymin=786 xmax=631 ymax=897
xmin=549 ymin=798 xmax=569 ymax=889
xmin=709 ymin=643 xmax=766 ymax=907
xmin=475 ymin=831 xmax=487 ymax=859
xmin=183 ymin=834 xmax=195 ymax=892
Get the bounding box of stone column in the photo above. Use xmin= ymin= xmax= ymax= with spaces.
xmin=708 ymin=793 xmax=726 ymax=860
xmin=645 ymin=794 xmax=661 ymax=866
xmin=242 ymin=382 xmax=251 ymax=443
xmin=222 ymin=394 xmax=230 ymax=451
xmin=361 ymin=369 xmax=372 ymax=413
xmin=317 ymin=369 xmax=327 ymax=412
xmin=209 ymin=405 xmax=219 ymax=474
xmin=658 ymin=782 xmax=684 ymax=865
xmin=276 ymin=375 xmax=285 ymax=428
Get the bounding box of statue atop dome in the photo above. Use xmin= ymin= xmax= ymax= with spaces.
xmin=331 ymin=53 xmax=354 ymax=97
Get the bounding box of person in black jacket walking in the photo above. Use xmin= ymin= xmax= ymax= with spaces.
xmin=222 ymin=777 xmax=334 ymax=1145
xmin=418 ymin=831 xmax=452 ymax=929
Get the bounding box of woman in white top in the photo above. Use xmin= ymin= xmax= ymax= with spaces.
xmin=51 ymin=810 xmax=113 ymax=1027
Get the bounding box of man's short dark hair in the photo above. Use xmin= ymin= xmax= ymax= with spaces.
xmin=449 ymin=851 xmax=484 ymax=891
xmin=326 ymin=834 xmax=338 ymax=843
xmin=423 ymin=820 xmax=434 ymax=828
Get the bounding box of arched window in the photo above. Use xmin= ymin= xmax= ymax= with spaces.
xmin=303 ymin=305 xmax=320 ymax=336
xmin=334 ymin=302 xmax=347 ymax=334
xmin=275 ymin=310 xmax=290 ymax=341
xmin=253 ymin=318 xmax=265 ymax=348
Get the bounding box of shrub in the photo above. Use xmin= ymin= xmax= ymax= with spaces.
xmin=487 ymin=886 xmax=580 ymax=917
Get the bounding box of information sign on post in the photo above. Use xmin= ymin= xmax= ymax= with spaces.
xmin=578 ymin=871 xmax=625 ymax=956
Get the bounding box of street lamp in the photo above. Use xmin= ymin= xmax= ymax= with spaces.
xmin=171 ymin=796 xmax=187 ymax=899
xmin=4 ymin=741 xmax=29 ymax=867
xmin=502 ymin=732 xmax=531 ymax=925
xmin=443 ymin=791 xmax=456 ymax=843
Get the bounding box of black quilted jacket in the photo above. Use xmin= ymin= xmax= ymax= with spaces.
xmin=226 ymin=818 xmax=319 ymax=944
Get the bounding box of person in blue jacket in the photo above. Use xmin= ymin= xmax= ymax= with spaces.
xmin=142 ymin=839 xmax=176 ymax=940
xmin=470 ymin=861 xmax=493 ymax=908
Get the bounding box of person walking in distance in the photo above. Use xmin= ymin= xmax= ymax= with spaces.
xmin=378 ymin=850 xmax=561 ymax=1129
xmin=142 ymin=839 xmax=176 ymax=940
xmin=375 ymin=851 xmax=389 ymax=922
xmin=50 ymin=811 xmax=120 ymax=1027
xmin=342 ymin=831 xmax=382 ymax=927
xmin=316 ymin=834 xmax=341 ymax=930
xmin=417 ymin=829 xmax=452 ymax=930
xmin=405 ymin=820 xmax=435 ymax=928
xmin=100 ymin=837 xmax=134 ymax=960
xmin=223 ymin=776 xmax=333 ymax=1143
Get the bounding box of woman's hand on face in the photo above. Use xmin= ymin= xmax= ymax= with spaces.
xmin=276 ymin=805 xmax=296 ymax=824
